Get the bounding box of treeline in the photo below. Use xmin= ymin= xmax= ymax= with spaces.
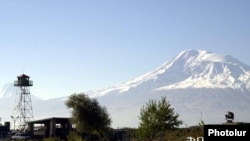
xmin=57 ymin=93 xmax=204 ymax=141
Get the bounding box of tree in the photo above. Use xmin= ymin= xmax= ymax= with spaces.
xmin=138 ymin=96 xmax=182 ymax=141
xmin=65 ymin=93 xmax=111 ymax=138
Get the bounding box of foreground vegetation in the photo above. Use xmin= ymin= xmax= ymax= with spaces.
xmin=137 ymin=97 xmax=183 ymax=140
xmin=120 ymin=126 xmax=203 ymax=141
xmin=60 ymin=93 xmax=202 ymax=141
xmin=41 ymin=125 xmax=203 ymax=141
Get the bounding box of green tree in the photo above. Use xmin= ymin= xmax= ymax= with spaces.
xmin=138 ymin=96 xmax=182 ymax=141
xmin=65 ymin=93 xmax=111 ymax=138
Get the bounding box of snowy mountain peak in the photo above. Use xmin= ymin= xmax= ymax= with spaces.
xmin=155 ymin=49 xmax=250 ymax=90
xmin=175 ymin=49 xmax=250 ymax=68
xmin=88 ymin=49 xmax=250 ymax=97
xmin=176 ymin=49 xmax=227 ymax=63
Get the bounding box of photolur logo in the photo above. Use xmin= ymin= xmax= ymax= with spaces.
xmin=204 ymin=124 xmax=250 ymax=141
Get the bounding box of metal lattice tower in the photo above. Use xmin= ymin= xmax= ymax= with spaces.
xmin=14 ymin=74 xmax=34 ymax=131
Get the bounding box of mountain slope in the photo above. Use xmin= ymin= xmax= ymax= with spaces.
xmin=88 ymin=49 xmax=250 ymax=97
xmin=87 ymin=49 xmax=250 ymax=127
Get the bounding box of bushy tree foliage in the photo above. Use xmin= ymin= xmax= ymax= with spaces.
xmin=65 ymin=93 xmax=111 ymax=137
xmin=138 ymin=96 xmax=182 ymax=141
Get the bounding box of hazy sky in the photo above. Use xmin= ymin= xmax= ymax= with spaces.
xmin=0 ymin=0 xmax=249 ymax=99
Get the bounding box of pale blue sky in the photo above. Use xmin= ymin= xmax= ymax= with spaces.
xmin=0 ymin=0 xmax=250 ymax=99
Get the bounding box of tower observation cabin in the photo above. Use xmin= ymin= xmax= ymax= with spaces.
xmin=14 ymin=74 xmax=33 ymax=87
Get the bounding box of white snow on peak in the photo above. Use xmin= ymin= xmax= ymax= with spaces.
xmin=154 ymin=49 xmax=250 ymax=91
xmin=199 ymin=52 xmax=227 ymax=63
xmin=176 ymin=49 xmax=228 ymax=65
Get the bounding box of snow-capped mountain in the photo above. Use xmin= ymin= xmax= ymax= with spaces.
xmin=88 ymin=49 xmax=250 ymax=97
xmin=1 ymin=49 xmax=250 ymax=128
xmin=87 ymin=49 xmax=250 ymax=127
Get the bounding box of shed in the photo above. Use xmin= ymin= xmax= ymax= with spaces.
xmin=27 ymin=117 xmax=72 ymax=139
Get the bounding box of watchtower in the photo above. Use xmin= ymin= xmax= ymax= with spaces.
xmin=14 ymin=74 xmax=34 ymax=131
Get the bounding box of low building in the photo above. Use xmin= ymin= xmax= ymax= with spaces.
xmin=0 ymin=122 xmax=10 ymax=138
xmin=27 ymin=117 xmax=72 ymax=140
xmin=27 ymin=117 xmax=132 ymax=141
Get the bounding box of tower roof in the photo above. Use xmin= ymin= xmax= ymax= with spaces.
xmin=17 ymin=74 xmax=30 ymax=78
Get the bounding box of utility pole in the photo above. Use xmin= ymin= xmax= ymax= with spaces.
xmin=11 ymin=116 xmax=19 ymax=131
